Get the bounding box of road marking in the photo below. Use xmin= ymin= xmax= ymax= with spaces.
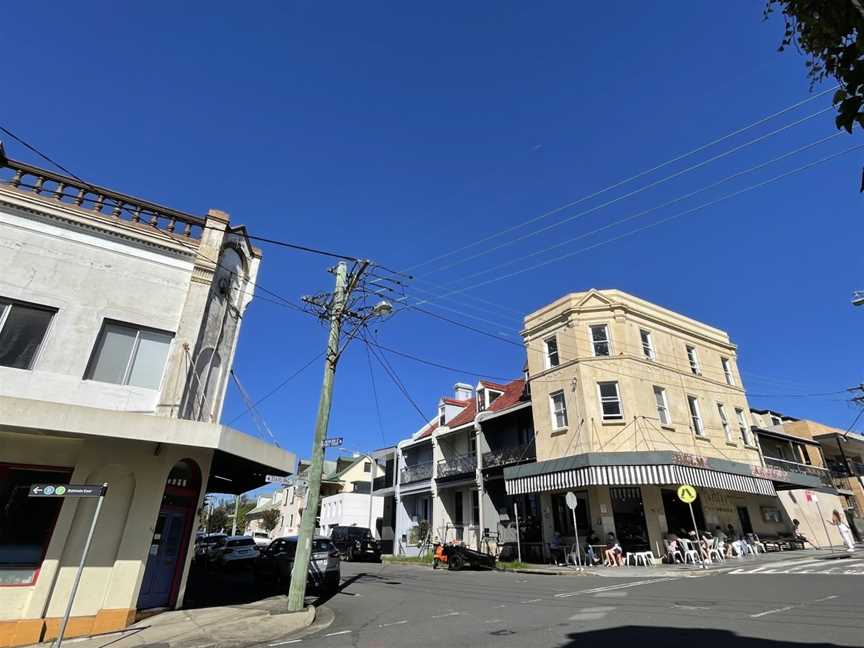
xmin=378 ymin=620 xmax=408 ymax=628
xmin=431 ymin=612 xmax=460 ymax=619
xmin=521 ymin=598 xmax=542 ymax=603
xmin=750 ymin=605 xmax=794 ymax=618
xmin=750 ymin=595 xmax=837 ymax=618
xmin=324 ymin=630 xmax=352 ymax=637
xmin=484 ymin=619 xmax=504 ymax=624
xmin=730 ymin=559 xmax=827 ymax=574
xmin=555 ymin=577 xmax=677 ymax=598
xmin=269 ymin=640 xmax=303 ymax=646
xmin=497 ymin=604 xmax=508 ymax=608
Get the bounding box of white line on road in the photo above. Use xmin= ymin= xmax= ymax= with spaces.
xmin=521 ymin=598 xmax=542 ymax=603
xmin=431 ymin=612 xmax=460 ymax=619
xmin=750 ymin=595 xmax=837 ymax=618
xmin=324 ymin=630 xmax=352 ymax=637
xmin=484 ymin=619 xmax=504 ymax=624
xmin=268 ymin=641 xmax=302 ymax=646
xmin=555 ymin=577 xmax=677 ymax=598
xmin=378 ymin=620 xmax=408 ymax=628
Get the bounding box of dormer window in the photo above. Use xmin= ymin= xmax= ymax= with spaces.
xmin=770 ymin=415 xmax=782 ymax=426
xmin=488 ymin=389 xmax=502 ymax=405
xmin=477 ymin=388 xmax=503 ymax=412
xmin=477 ymin=389 xmax=486 ymax=412
xmin=438 ymin=406 xmax=445 ymax=426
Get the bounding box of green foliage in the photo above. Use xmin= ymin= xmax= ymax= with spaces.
xmin=208 ymin=506 xmax=228 ymax=533
xmin=765 ymin=0 xmax=864 ymax=133
xmin=261 ymin=508 xmax=281 ymax=533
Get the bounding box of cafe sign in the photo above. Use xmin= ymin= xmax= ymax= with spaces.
xmin=671 ymin=452 xmax=707 ymax=468
xmin=751 ymin=465 xmax=788 ymax=481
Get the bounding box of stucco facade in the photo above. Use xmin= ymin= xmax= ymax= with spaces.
xmin=0 ymin=155 xmax=294 ymax=646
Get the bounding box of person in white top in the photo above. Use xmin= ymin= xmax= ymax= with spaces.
xmin=828 ymin=509 xmax=856 ymax=553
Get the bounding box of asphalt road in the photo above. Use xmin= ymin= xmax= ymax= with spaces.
xmin=270 ymin=556 xmax=864 ymax=648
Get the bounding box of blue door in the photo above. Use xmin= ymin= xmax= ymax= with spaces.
xmin=138 ymin=509 xmax=186 ymax=609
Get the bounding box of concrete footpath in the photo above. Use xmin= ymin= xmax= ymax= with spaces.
xmin=500 ymin=546 xmax=861 ymax=578
xmin=24 ymin=599 xmax=320 ymax=648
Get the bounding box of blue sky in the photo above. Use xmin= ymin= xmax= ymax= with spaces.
xmin=4 ymin=2 xmax=863 ymax=471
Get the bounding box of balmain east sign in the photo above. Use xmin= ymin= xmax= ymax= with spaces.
xmin=29 ymin=484 xmax=105 ymax=498
xmin=671 ymin=452 xmax=708 ymax=469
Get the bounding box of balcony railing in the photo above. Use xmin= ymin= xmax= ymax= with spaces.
xmin=483 ymin=441 xmax=536 ymax=469
xmin=400 ymin=462 xmax=433 ymax=484
xmin=764 ymin=456 xmax=833 ymax=487
xmin=1 ymin=156 xmax=205 ymax=239
xmin=437 ymin=453 xmax=476 ymax=479
xmin=372 ymin=475 xmax=391 ymax=491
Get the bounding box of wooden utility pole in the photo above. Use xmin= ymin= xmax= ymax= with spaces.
xmin=287 ymin=261 xmax=372 ymax=611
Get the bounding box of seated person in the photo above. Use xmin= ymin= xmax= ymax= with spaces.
xmin=604 ymin=532 xmax=624 ymax=567
xmin=585 ymin=528 xmax=601 ymax=565
xmin=792 ymin=519 xmax=815 ymax=548
xmin=664 ymin=532 xmax=682 ymax=563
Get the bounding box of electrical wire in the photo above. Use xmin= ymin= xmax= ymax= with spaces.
xmin=366 ymin=343 xmax=387 ymax=445
xmin=405 ymin=86 xmax=839 ymax=273
xmin=362 ymin=334 xmax=430 ymax=426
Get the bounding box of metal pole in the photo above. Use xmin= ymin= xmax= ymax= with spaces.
xmin=571 ymin=507 xmax=582 ymax=568
xmin=287 ymin=262 xmax=353 ymax=612
xmin=514 ymin=501 xmax=522 ymax=564
xmin=54 ymin=484 xmax=108 ymax=648
xmin=231 ymin=495 xmax=239 ymax=536
xmin=814 ymin=498 xmax=835 ymax=553
xmin=367 ymin=455 xmax=375 ymax=537
xmin=687 ymin=502 xmax=705 ymax=569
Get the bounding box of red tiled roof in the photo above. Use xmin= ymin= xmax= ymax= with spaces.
xmin=487 ymin=378 xmax=528 ymax=414
xmin=416 ymin=421 xmax=438 ymax=439
xmin=478 ymin=380 xmax=510 ymax=392
xmin=445 ymin=400 xmax=477 ymax=429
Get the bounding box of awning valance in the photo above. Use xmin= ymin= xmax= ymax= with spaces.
xmin=503 ymin=451 xmax=777 ymax=498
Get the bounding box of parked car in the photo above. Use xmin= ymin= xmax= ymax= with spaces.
xmin=195 ymin=533 xmax=226 ymax=564
xmin=207 ymin=535 xmax=259 ymax=567
xmin=253 ymin=536 xmax=341 ymax=594
xmin=252 ymin=531 xmax=272 ymax=548
xmin=329 ymin=526 xmax=381 ymax=562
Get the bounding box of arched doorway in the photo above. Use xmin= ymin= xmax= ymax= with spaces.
xmin=138 ymin=459 xmax=201 ymax=610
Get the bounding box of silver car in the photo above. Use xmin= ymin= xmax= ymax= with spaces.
xmin=207 ymin=535 xmax=259 ymax=567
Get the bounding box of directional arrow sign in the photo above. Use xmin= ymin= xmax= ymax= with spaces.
xmin=29 ymin=484 xmax=105 ymax=498
xmin=322 ymin=437 xmax=343 ymax=448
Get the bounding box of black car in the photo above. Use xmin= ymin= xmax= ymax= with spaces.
xmin=329 ymin=526 xmax=382 ymax=562
xmin=253 ymin=536 xmax=341 ymax=595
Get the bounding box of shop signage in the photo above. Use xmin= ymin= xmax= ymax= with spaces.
xmin=29 ymin=484 xmax=105 ymax=498
xmin=751 ymin=465 xmax=788 ymax=481
xmin=671 ymin=452 xmax=707 ymax=468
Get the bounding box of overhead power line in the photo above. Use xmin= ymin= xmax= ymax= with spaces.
xmin=422 ymin=105 xmax=833 ymax=277
xmin=419 ymin=143 xmax=864 ymax=302
xmin=404 ymin=86 xmax=839 ymax=273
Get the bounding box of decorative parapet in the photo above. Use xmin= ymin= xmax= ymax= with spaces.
xmin=0 ymin=155 xmax=206 ymax=240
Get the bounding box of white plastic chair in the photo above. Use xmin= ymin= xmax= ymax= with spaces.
xmin=707 ymin=539 xmax=724 ymax=563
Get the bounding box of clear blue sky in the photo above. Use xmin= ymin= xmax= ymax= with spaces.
xmin=5 ymin=2 xmax=863 ymax=468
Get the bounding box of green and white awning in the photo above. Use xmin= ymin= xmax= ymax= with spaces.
xmin=503 ymin=451 xmax=777 ymax=497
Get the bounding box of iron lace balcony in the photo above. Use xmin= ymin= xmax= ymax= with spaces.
xmin=437 ymin=453 xmax=476 ymax=479
xmin=400 ymin=461 xmax=433 ymax=484
xmin=482 ymin=441 xmax=536 ymax=469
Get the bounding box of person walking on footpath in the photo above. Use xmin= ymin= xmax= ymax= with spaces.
xmin=828 ymin=510 xmax=856 ymax=552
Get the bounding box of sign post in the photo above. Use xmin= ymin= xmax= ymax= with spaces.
xmin=565 ymin=491 xmax=582 ymax=568
xmin=513 ymin=501 xmax=522 ymax=564
xmin=323 ymin=437 xmax=344 ymax=449
xmin=677 ymin=484 xmax=704 ymax=569
xmin=30 ymin=483 xmax=108 ymax=648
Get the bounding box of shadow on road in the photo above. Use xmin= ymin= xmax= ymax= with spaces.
xmin=561 ymin=626 xmax=848 ymax=648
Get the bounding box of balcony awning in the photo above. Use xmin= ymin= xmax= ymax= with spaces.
xmin=504 ymin=451 xmax=777 ymax=497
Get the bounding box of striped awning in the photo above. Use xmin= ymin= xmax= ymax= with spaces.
xmin=505 ymin=463 xmax=776 ymax=497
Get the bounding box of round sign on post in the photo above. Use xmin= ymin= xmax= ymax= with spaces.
xmin=564 ymin=492 xmax=581 ymax=569
xmin=565 ymin=491 xmax=578 ymax=510
xmin=677 ymin=484 xmax=697 ymax=504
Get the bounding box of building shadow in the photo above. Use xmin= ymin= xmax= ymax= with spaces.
xmin=559 ymin=626 xmax=847 ymax=648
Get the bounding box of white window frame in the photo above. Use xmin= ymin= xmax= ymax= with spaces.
xmin=544 ymin=335 xmax=560 ymax=368
xmin=686 ymin=345 xmax=701 ymax=375
xmin=717 ymin=403 xmax=732 ymax=442
xmin=549 ymin=390 xmax=568 ymax=430
xmin=597 ymin=381 xmax=623 ymax=421
xmin=589 ymin=324 xmax=612 ymax=357
xmin=653 ymin=386 xmax=670 ymax=426
xmin=721 ymin=357 xmax=734 ymax=386
xmin=640 ymin=329 xmax=655 ymax=360
xmin=736 ymin=408 xmax=754 ymax=446
xmin=84 ymin=320 xmax=173 ymax=389
xmin=688 ymin=395 xmax=704 ymax=436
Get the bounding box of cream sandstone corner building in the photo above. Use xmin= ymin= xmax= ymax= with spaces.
xmin=505 ymin=289 xmax=825 ymax=556
xmin=0 ymin=153 xmax=295 ymax=646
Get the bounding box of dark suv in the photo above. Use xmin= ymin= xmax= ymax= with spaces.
xmin=330 ymin=526 xmax=381 ymax=562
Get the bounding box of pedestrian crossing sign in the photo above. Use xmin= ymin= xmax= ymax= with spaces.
xmin=677 ymin=484 xmax=697 ymax=503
